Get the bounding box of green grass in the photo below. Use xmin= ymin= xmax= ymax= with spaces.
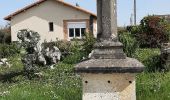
xmin=137 ymin=72 xmax=170 ymax=100
xmin=0 ymin=55 xmax=23 ymax=73
xmin=2 ymin=70 xmax=170 ymax=100
xmin=133 ymin=48 xmax=161 ymax=72
xmin=0 ymin=62 xmax=82 ymax=100
xmin=0 ymin=48 xmax=169 ymax=100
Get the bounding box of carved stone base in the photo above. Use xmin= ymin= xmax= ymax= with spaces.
xmin=75 ymin=40 xmax=144 ymax=100
xmin=82 ymin=73 xmax=136 ymax=100
xmin=91 ymin=40 xmax=126 ymax=59
xmin=75 ymin=58 xmax=144 ymax=73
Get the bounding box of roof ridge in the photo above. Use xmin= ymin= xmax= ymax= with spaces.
xmin=4 ymin=0 xmax=96 ymax=21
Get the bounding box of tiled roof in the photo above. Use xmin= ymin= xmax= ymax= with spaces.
xmin=4 ymin=0 xmax=97 ymax=21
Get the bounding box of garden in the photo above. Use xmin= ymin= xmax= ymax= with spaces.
xmin=1 ymin=15 xmax=170 ymax=100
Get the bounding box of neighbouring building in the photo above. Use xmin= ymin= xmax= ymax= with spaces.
xmin=4 ymin=0 xmax=97 ymax=42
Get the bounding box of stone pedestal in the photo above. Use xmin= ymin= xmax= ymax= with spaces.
xmin=75 ymin=58 xmax=144 ymax=100
xmin=82 ymin=73 xmax=136 ymax=100
xmin=75 ymin=0 xmax=144 ymax=100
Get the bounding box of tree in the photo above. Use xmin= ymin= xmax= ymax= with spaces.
xmin=136 ymin=15 xmax=170 ymax=48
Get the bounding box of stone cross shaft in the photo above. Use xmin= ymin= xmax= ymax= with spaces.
xmin=97 ymin=0 xmax=117 ymax=40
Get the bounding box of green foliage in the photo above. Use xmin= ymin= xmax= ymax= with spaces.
xmin=62 ymin=52 xmax=85 ymax=64
xmin=46 ymin=41 xmax=72 ymax=54
xmin=0 ymin=55 xmax=23 ymax=74
xmin=0 ymin=27 xmax=11 ymax=44
xmin=137 ymin=72 xmax=170 ymax=100
xmin=81 ymin=32 xmax=96 ymax=55
xmin=44 ymin=39 xmax=82 ymax=59
xmin=0 ymin=43 xmax=20 ymax=58
xmin=62 ymin=32 xmax=95 ymax=64
xmin=126 ymin=25 xmax=141 ymax=34
xmin=118 ymin=32 xmax=139 ymax=57
xmin=137 ymin=15 xmax=170 ymax=48
xmin=47 ymin=32 xmax=95 ymax=63
xmin=133 ymin=48 xmax=161 ymax=72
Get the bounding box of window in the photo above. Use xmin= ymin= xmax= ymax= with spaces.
xmin=49 ymin=22 xmax=54 ymax=32
xmin=75 ymin=28 xmax=80 ymax=37
xmin=69 ymin=28 xmax=74 ymax=37
xmin=67 ymin=22 xmax=86 ymax=40
xmin=81 ymin=28 xmax=86 ymax=36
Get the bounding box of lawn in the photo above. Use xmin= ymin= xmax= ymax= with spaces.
xmin=137 ymin=72 xmax=170 ymax=100
xmin=0 ymin=61 xmax=82 ymax=100
xmin=0 ymin=48 xmax=169 ymax=100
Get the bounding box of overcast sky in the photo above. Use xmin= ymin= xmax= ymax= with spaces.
xmin=0 ymin=0 xmax=170 ymax=27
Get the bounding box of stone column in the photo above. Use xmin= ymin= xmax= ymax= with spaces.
xmin=97 ymin=0 xmax=117 ymax=40
xmin=75 ymin=0 xmax=144 ymax=100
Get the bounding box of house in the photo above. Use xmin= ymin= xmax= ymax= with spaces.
xmin=4 ymin=0 xmax=97 ymax=42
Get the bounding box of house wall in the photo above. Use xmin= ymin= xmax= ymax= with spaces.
xmin=11 ymin=0 xmax=95 ymax=42
xmin=93 ymin=19 xmax=97 ymax=38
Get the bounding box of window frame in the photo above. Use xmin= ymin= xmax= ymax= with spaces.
xmin=67 ymin=22 xmax=86 ymax=40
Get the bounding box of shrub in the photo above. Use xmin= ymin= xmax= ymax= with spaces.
xmin=0 ymin=27 xmax=11 ymax=44
xmin=136 ymin=15 xmax=170 ymax=48
xmin=43 ymin=41 xmax=81 ymax=61
xmin=118 ymin=32 xmax=139 ymax=57
xmin=126 ymin=25 xmax=141 ymax=34
xmin=81 ymin=32 xmax=96 ymax=56
xmin=62 ymin=52 xmax=85 ymax=64
xmin=53 ymin=40 xmax=72 ymax=54
xmin=0 ymin=43 xmax=20 ymax=58
xmin=133 ymin=48 xmax=162 ymax=72
xmin=43 ymin=32 xmax=95 ymax=64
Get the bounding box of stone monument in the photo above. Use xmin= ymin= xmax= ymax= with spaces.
xmin=75 ymin=0 xmax=144 ymax=100
xmin=17 ymin=29 xmax=61 ymax=78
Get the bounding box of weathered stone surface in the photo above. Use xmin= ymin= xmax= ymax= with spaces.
xmin=75 ymin=58 xmax=144 ymax=73
xmin=90 ymin=0 xmax=125 ymax=59
xmin=82 ymin=73 xmax=136 ymax=100
xmin=97 ymin=0 xmax=117 ymax=40
xmin=42 ymin=46 xmax=61 ymax=65
xmin=17 ymin=29 xmax=61 ymax=78
xmin=91 ymin=41 xmax=126 ymax=59
xmin=75 ymin=0 xmax=144 ymax=99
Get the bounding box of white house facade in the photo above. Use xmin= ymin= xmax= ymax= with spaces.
xmin=4 ymin=0 xmax=97 ymax=42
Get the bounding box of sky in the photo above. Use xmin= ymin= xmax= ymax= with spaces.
xmin=0 ymin=0 xmax=170 ymax=27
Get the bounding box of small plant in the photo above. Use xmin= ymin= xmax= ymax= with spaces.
xmin=133 ymin=48 xmax=161 ymax=72
xmin=118 ymin=32 xmax=139 ymax=57
xmin=0 ymin=43 xmax=20 ymax=58
xmin=126 ymin=25 xmax=141 ymax=35
xmin=81 ymin=32 xmax=96 ymax=56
